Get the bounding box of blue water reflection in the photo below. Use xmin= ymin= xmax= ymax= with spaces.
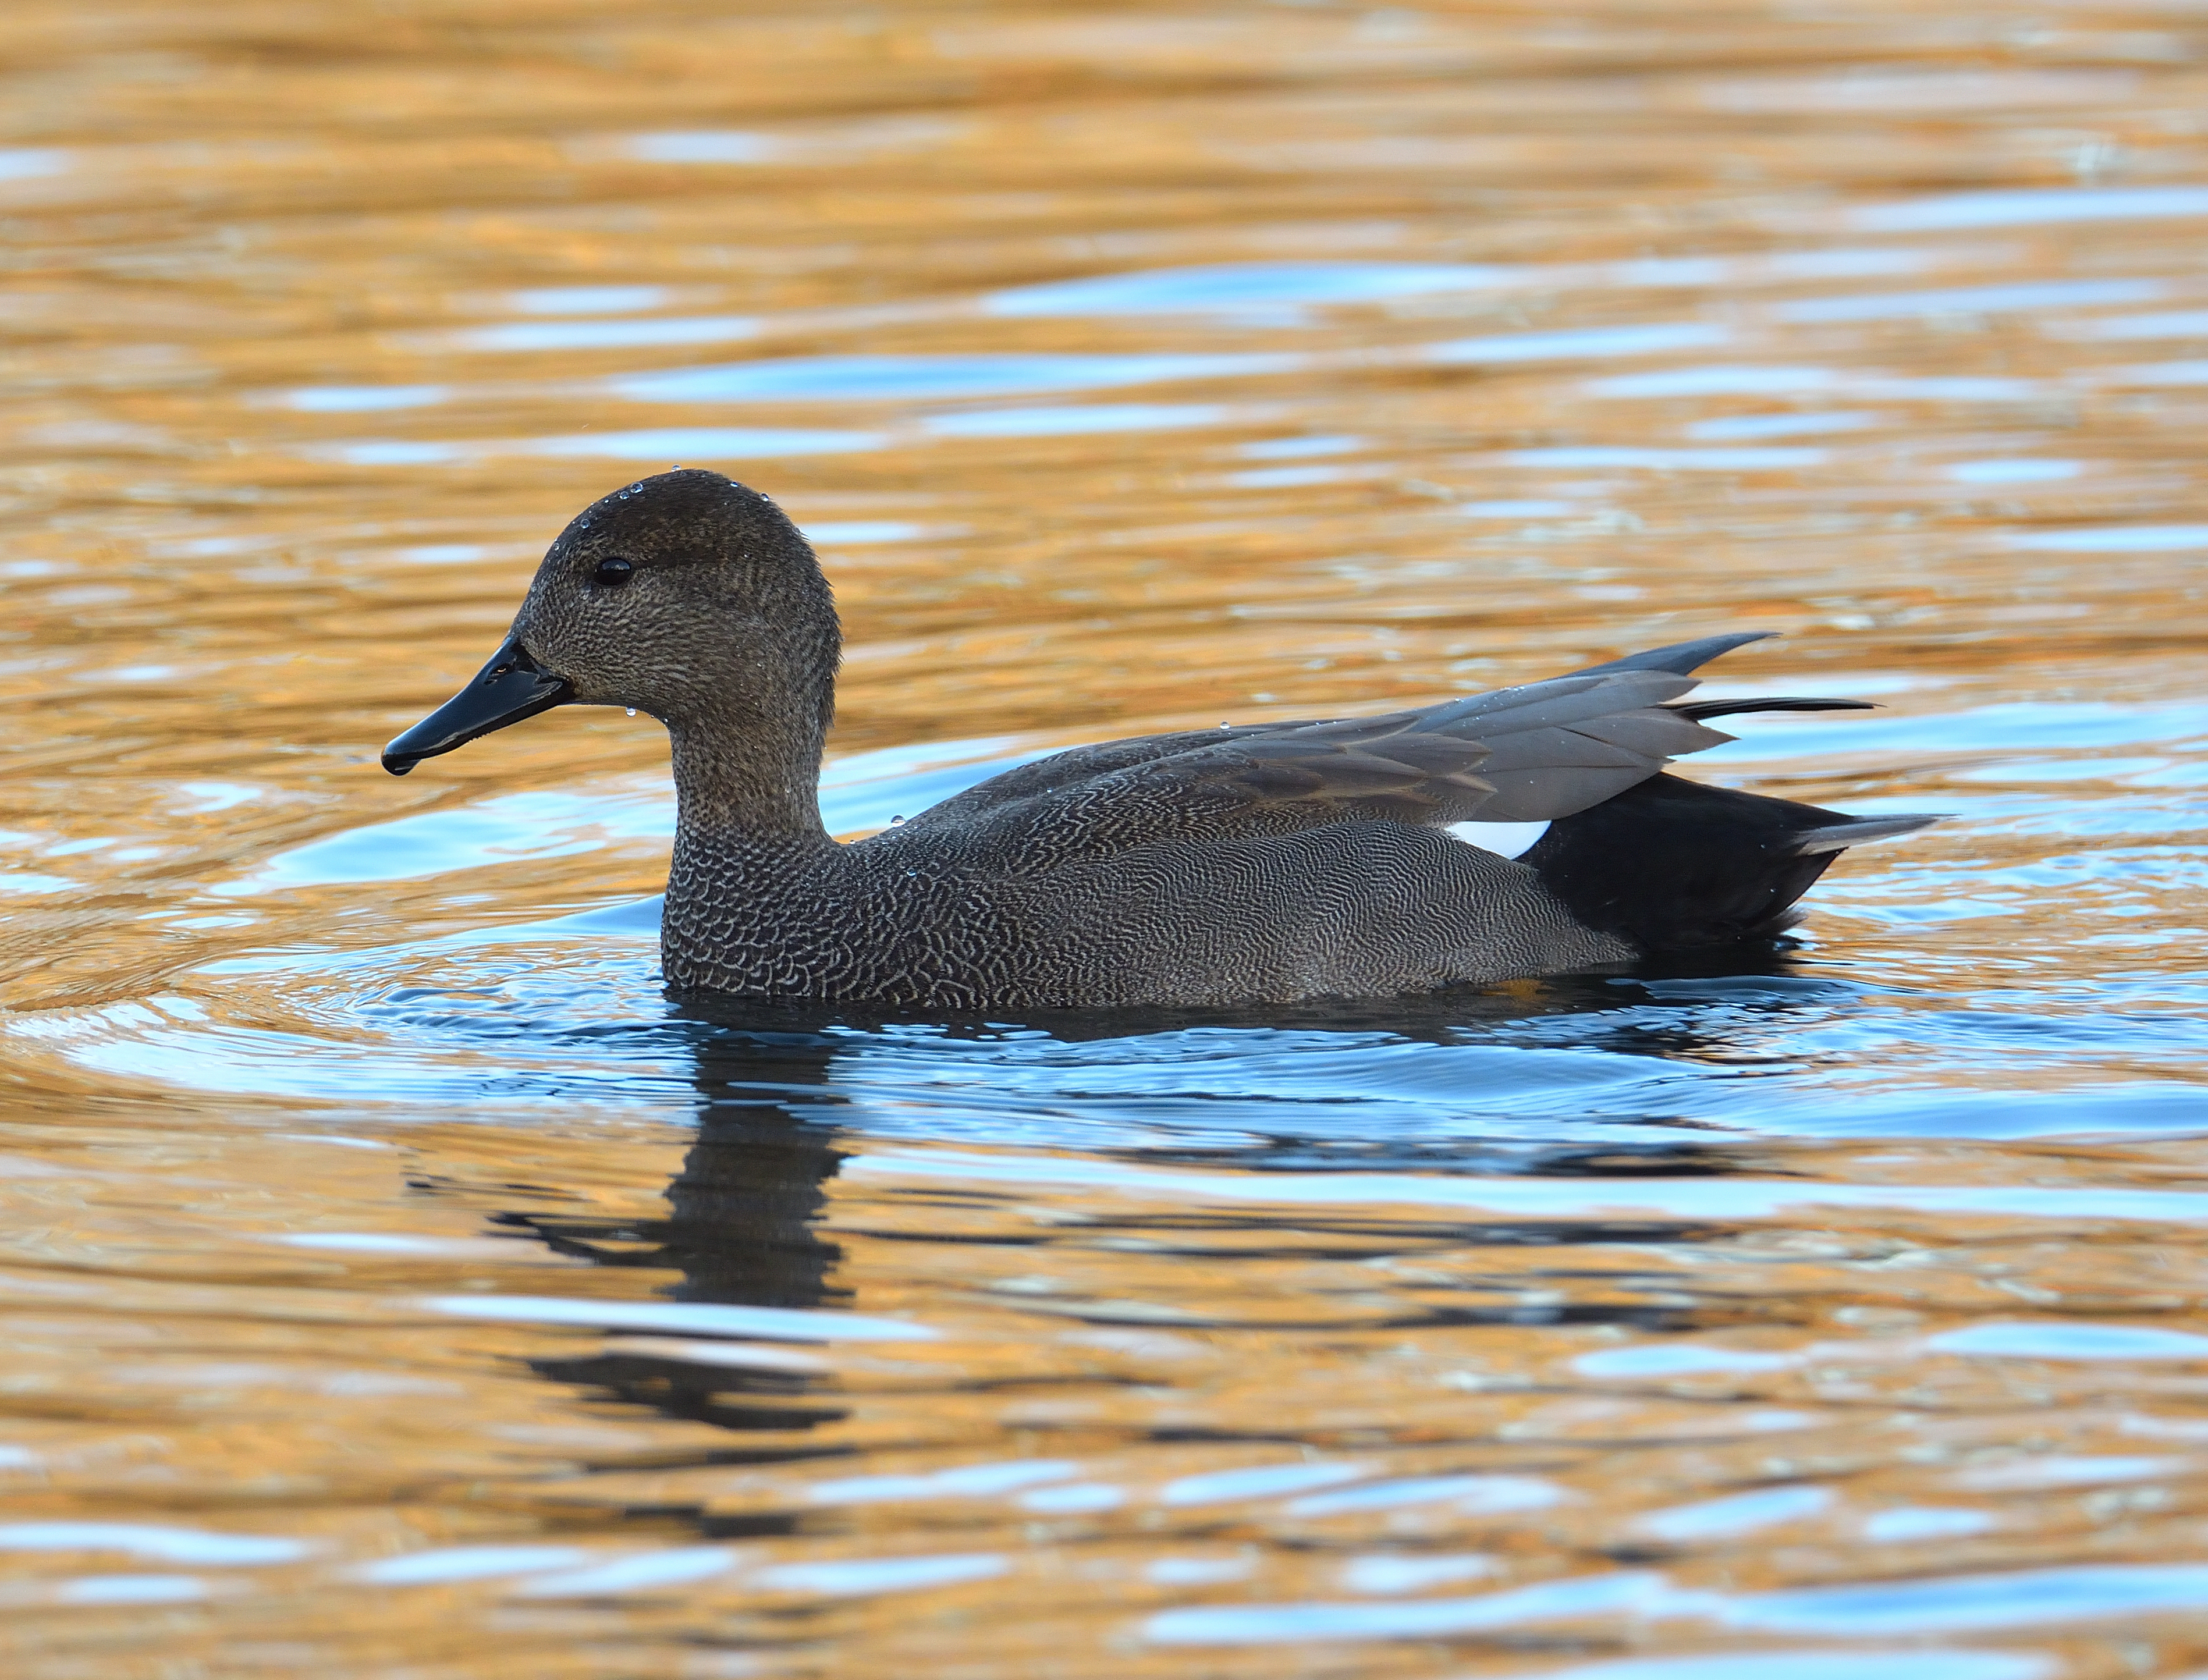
xmin=988 ymin=261 xmax=1515 ymax=317
xmin=921 ymin=403 xmax=1229 ymax=438
xmin=138 ymin=686 xmax=2206 ymax=1149
xmin=0 ymin=147 xmax=66 ymax=182
xmin=611 ymin=351 xmax=1293 ymax=404
xmin=623 ymin=131 xmax=776 ymax=164
xmin=1773 ymin=277 xmax=2161 ymax=322
xmin=287 ymin=385 xmax=450 ymax=412
xmin=457 ymin=315 xmax=759 ymax=352
xmin=1141 ymin=1557 xmax=2208 ymax=1642
xmin=1848 ymin=183 xmax=2208 ymax=230
xmin=510 ymin=286 xmax=673 ymax=315
xmin=314 ymin=428 xmax=884 ymax=465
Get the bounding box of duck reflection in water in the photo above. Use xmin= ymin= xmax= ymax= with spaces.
xmin=490 ymin=961 xmax=1821 ymax=1448
xmin=502 ymin=1024 xmax=854 ymax=1446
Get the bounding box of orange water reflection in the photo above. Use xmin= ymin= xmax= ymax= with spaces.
xmin=2 ymin=1 xmax=2207 ymax=1674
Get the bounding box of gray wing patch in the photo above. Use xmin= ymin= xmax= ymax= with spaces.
xmin=1261 ymin=669 xmax=1728 ymax=822
xmin=892 ymin=635 xmax=1764 ymax=858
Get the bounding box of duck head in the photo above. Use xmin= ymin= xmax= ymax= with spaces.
xmin=381 ymin=470 xmax=840 ymax=816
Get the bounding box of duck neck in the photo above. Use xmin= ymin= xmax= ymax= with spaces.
xmin=667 ymin=714 xmax=833 ymax=853
xmin=661 ymin=716 xmax=839 ymax=995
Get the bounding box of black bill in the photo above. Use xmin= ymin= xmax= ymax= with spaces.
xmin=381 ymin=635 xmax=571 ymax=776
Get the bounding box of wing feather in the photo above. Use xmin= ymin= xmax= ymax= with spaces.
xmin=889 ymin=633 xmax=1824 ymax=858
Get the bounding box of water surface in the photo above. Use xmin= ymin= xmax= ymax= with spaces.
xmin=2 ymin=2 xmax=2206 ymax=1675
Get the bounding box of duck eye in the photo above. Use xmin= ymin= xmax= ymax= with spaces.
xmin=594 ymin=556 xmax=636 ymax=588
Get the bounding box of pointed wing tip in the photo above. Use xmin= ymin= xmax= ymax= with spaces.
xmin=1565 ymin=630 xmax=1780 ymax=680
xmin=1792 ymin=813 xmax=1947 ymax=856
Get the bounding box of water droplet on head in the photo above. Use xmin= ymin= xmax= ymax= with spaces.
xmin=889 ymin=815 xmax=905 ymax=825
xmin=626 ymin=708 xmax=637 ymax=717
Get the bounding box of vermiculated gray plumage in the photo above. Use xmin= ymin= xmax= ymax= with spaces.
xmin=384 ymin=469 xmax=1941 ymax=1009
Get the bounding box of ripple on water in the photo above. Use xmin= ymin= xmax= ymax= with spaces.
xmin=42 ymin=701 xmax=2194 ymax=1149
xmin=5 ymin=3 xmax=2208 ymax=1677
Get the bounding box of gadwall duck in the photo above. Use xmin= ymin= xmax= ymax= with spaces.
xmin=384 ymin=468 xmax=1936 ymax=1007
